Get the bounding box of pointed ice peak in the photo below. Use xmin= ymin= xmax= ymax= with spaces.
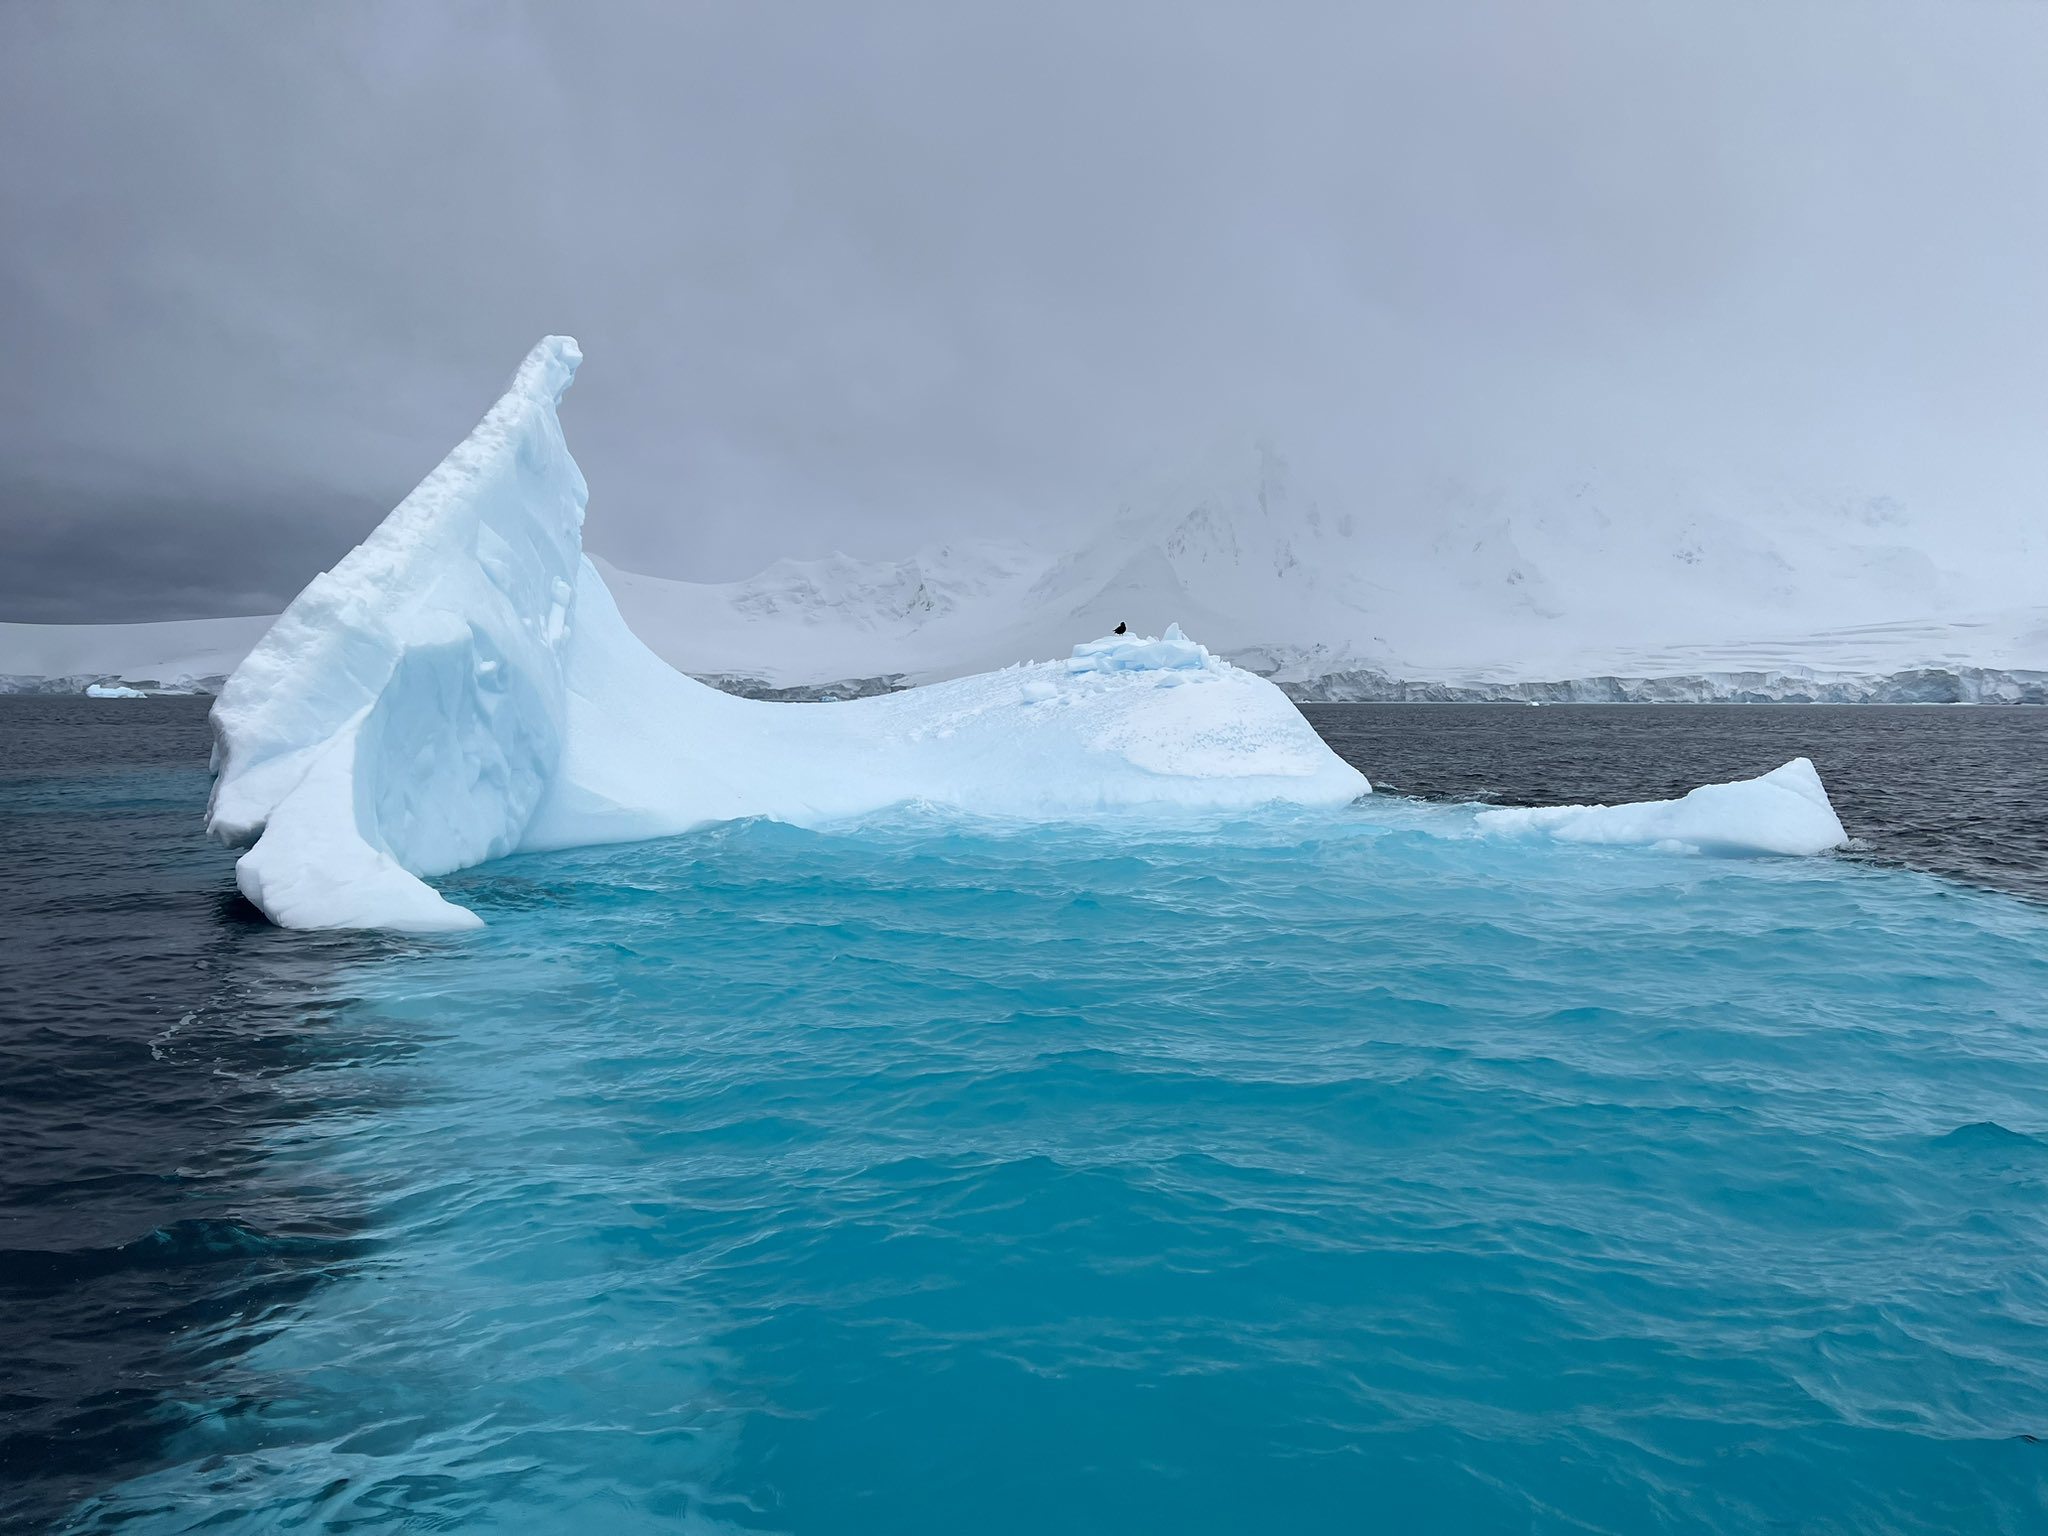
xmin=512 ymin=335 xmax=582 ymax=407
xmin=208 ymin=333 xmax=591 ymax=916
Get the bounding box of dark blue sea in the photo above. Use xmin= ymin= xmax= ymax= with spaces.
xmin=4 ymin=697 xmax=2046 ymax=1533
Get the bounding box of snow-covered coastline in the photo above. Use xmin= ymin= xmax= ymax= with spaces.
xmin=8 ymin=445 xmax=2041 ymax=703
xmin=9 ymin=615 xmax=2041 ymax=705
xmin=0 ymin=614 xmax=274 ymax=696
xmin=1274 ymin=662 xmax=2048 ymax=706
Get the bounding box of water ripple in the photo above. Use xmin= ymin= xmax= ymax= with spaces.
xmin=53 ymin=802 xmax=2048 ymax=1535
xmin=10 ymin=698 xmax=2048 ymax=1534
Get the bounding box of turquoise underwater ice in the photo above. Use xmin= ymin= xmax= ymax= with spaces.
xmin=80 ymin=801 xmax=2048 ymax=1534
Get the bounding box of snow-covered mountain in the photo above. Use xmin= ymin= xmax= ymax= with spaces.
xmin=0 ymin=614 xmax=275 ymax=695
xmin=591 ymin=541 xmax=1051 ymax=692
xmin=6 ymin=446 xmax=2043 ymax=700
xmin=601 ymin=445 xmax=2048 ymax=699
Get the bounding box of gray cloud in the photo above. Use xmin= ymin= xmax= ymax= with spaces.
xmin=3 ymin=0 xmax=2045 ymax=620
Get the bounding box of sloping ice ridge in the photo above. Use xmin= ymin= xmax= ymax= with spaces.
xmin=204 ymin=338 xmax=1849 ymax=932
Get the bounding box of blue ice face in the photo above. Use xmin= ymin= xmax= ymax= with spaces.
xmin=80 ymin=806 xmax=2048 ymax=1535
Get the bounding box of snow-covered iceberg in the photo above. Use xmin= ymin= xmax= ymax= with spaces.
xmin=206 ymin=337 xmax=1369 ymax=931
xmin=1472 ymin=757 xmax=1849 ymax=857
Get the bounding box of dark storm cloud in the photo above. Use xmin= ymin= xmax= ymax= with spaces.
xmin=2 ymin=0 xmax=2045 ymax=620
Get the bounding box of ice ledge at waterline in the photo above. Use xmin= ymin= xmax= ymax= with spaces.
xmin=1473 ymin=757 xmax=1848 ymax=858
xmin=203 ymin=338 xmax=1369 ymax=932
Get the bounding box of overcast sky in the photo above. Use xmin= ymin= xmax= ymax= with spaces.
xmin=3 ymin=0 xmax=2045 ymax=621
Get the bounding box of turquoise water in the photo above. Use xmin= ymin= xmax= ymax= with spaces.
xmin=66 ymin=801 xmax=2048 ymax=1533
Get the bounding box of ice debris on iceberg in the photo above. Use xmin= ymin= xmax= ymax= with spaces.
xmin=1473 ymin=757 xmax=1849 ymax=857
xmin=1067 ymin=624 xmax=1215 ymax=677
xmin=205 ymin=337 xmax=1371 ymax=932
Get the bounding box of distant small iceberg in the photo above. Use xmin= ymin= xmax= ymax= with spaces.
xmin=1472 ymin=757 xmax=1848 ymax=857
xmin=85 ymin=682 xmax=147 ymax=699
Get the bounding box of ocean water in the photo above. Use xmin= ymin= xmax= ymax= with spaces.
xmin=5 ymin=698 xmax=2048 ymax=1534
xmin=1307 ymin=703 xmax=2048 ymax=904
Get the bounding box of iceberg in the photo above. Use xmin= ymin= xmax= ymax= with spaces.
xmin=206 ymin=338 xmax=1370 ymax=932
xmin=1472 ymin=757 xmax=1849 ymax=857
xmin=85 ymin=682 xmax=148 ymax=699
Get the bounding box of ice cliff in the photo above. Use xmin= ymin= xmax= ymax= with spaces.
xmin=205 ymin=338 xmax=1369 ymax=931
xmin=207 ymin=337 xmax=591 ymax=930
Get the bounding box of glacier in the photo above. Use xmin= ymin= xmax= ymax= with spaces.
xmin=205 ymin=338 xmax=1369 ymax=932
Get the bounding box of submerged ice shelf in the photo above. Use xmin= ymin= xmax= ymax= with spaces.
xmin=204 ymin=338 xmax=1848 ymax=933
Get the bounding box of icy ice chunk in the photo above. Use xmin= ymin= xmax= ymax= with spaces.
xmin=85 ymin=683 xmax=147 ymax=698
xmin=1473 ymin=758 xmax=1849 ymax=857
xmin=1067 ymin=623 xmax=1216 ymax=677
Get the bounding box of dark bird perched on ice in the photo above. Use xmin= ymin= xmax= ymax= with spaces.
xmin=1114 ymin=622 xmax=1127 ymax=635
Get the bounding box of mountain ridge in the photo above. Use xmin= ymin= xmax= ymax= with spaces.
xmin=5 ymin=448 xmax=2043 ymax=699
